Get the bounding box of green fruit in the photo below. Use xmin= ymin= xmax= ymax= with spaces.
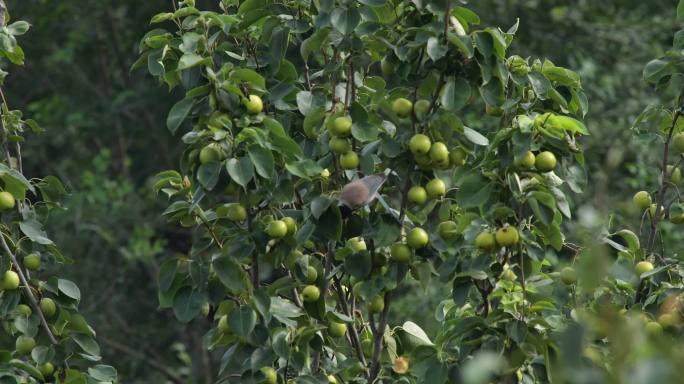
xmin=16 ymin=304 xmax=31 ymax=316
xmin=23 ymin=254 xmax=41 ymax=271
xmin=671 ymin=212 xmax=684 ymax=224
xmin=414 ymin=99 xmax=431 ymax=120
xmin=502 ymin=269 xmax=516 ymax=281
xmin=646 ymin=321 xmax=663 ymax=337
xmin=450 ymin=148 xmax=467 ymax=166
xmin=307 ymin=266 xmax=318 ymax=283
xmin=1 ymin=270 xmax=20 ymax=290
xmin=328 ymin=321 xmax=347 ymax=338
xmin=408 ymin=186 xmax=427 ymax=205
xmin=633 ymin=191 xmax=652 ymax=210
xmin=260 ymin=367 xmax=277 ymax=384
xmin=282 ymin=217 xmax=297 ymax=235
xmin=15 ymin=335 xmax=35 ymax=355
xmin=429 ymin=142 xmax=449 ymax=163
xmin=327 ymin=375 xmax=338 ymax=384
xmin=266 ymin=220 xmax=288 ymax=238
xmin=218 ymin=315 xmax=230 ymax=334
xmin=390 ymin=243 xmax=412 ymax=263
xmin=199 ymin=144 xmax=221 ymax=164
xmin=495 ymin=226 xmax=520 ymax=247
xmin=674 ymin=132 xmax=684 ymax=153
xmin=302 ymin=285 xmax=321 ymax=302
xmin=368 ymin=295 xmax=385 ymax=313
xmin=226 ymin=204 xmax=247 ymax=222
xmin=347 ymin=237 xmax=367 ymax=252
xmin=243 ymin=95 xmax=263 ymax=114
xmin=658 ymin=313 xmax=678 ymax=328
xmin=340 ymin=151 xmax=359 ymax=169
xmin=475 ymin=231 xmax=496 ymax=251
xmin=332 ymin=116 xmax=353 ymax=137
xmin=38 ymin=362 xmax=54 ymax=377
xmin=668 ymin=165 xmax=682 ymax=184
xmin=535 ymin=151 xmax=557 ymax=172
xmin=362 ymin=337 xmax=373 ymax=358
xmin=438 ymin=221 xmax=459 ymax=240
xmin=380 ymin=57 xmax=394 ymax=76
xmin=329 ymin=137 xmax=351 ymax=154
xmin=409 ymin=134 xmax=431 ymax=155
xmin=40 ymin=298 xmax=56 ymax=318
xmin=413 ymin=153 xmax=432 ymax=167
xmin=407 ymin=228 xmax=429 ymax=249
xmin=649 ymin=204 xmax=665 ymax=219
xmin=514 ymin=151 xmax=535 ymax=168
xmin=425 ymin=178 xmax=446 ymax=198
xmin=392 ymin=98 xmax=413 ymax=117
xmin=635 ymin=261 xmax=654 ymax=276
xmin=560 ymin=267 xmax=577 ymax=285
xmin=0 ymin=191 xmax=16 ymax=211
xmin=321 ymin=168 xmax=331 ymax=178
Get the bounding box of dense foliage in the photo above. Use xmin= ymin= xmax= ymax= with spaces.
xmin=0 ymin=4 xmax=116 ymax=383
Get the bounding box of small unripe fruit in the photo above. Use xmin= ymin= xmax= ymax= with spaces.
xmin=393 ymin=356 xmax=410 ymax=374
xmin=514 ymin=151 xmax=535 ymax=169
xmin=429 ymin=142 xmax=449 ymax=163
xmin=199 ymin=145 xmax=221 ymax=164
xmin=474 ymin=231 xmax=496 ymax=251
xmin=649 ymin=204 xmax=665 ymax=219
xmin=266 ymin=220 xmax=288 ymax=238
xmin=260 ymin=367 xmax=277 ymax=384
xmin=243 ymin=95 xmax=263 ymax=114
xmin=0 ymin=191 xmax=15 ymax=211
xmin=16 ymin=304 xmax=31 ymax=316
xmin=1 ymin=270 xmax=20 ymax=290
xmin=413 ymin=153 xmax=432 ymax=167
xmin=347 ymin=237 xmax=367 ymax=253
xmin=414 ymin=99 xmax=431 ymax=120
xmin=392 ymin=98 xmax=413 ymax=117
xmin=15 ymin=335 xmax=35 ymax=355
xmin=40 ymin=298 xmax=56 ymax=318
xmin=23 ymin=254 xmax=41 ymax=271
xmin=425 ymin=178 xmax=446 ymax=198
xmin=560 ymin=267 xmax=577 ymax=285
xmin=368 ymin=295 xmax=385 ymax=313
xmin=486 ymin=105 xmax=504 ymax=117
xmin=282 ymin=217 xmax=297 ymax=235
xmin=218 ymin=315 xmax=230 ymax=334
xmin=380 ymin=57 xmax=394 ymax=76
xmin=340 ymin=151 xmax=359 ymax=170
xmin=495 ymin=226 xmax=520 ymax=247
xmin=38 ymin=362 xmax=54 ymax=377
xmin=390 ymin=243 xmax=412 ymax=263
xmin=328 ymin=321 xmax=347 ymax=338
xmin=329 ymin=137 xmax=351 ymax=154
xmin=226 ymin=204 xmax=247 ymax=222
xmin=438 ymin=221 xmax=459 ymax=240
xmin=408 ymin=186 xmax=427 ymax=205
xmin=535 ymin=151 xmax=557 ymax=172
xmin=674 ymin=132 xmax=684 ymax=153
xmin=646 ymin=321 xmax=663 ymax=337
xmin=302 ymin=285 xmax=321 ymax=302
xmin=307 ymin=266 xmax=318 ymax=283
xmin=321 ymin=168 xmax=331 ymax=178
xmin=450 ymin=148 xmax=467 ymax=166
xmin=635 ymin=261 xmax=654 ymax=276
xmin=658 ymin=313 xmax=677 ymax=328
xmin=409 ymin=134 xmax=431 ymax=155
xmin=332 ymin=116 xmax=353 ymax=137
xmin=668 ymin=165 xmax=682 ymax=184
xmin=502 ymin=269 xmax=516 ymax=281
xmin=633 ymin=191 xmax=652 ymax=210
xmin=327 ymin=375 xmax=338 ymax=384
xmin=407 ymin=228 xmax=429 ymax=249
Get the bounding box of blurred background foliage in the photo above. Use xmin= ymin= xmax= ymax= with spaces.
xmin=1 ymin=0 xmax=678 ymax=382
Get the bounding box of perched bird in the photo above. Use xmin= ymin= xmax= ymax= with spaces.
xmin=338 ymin=173 xmax=387 ymax=212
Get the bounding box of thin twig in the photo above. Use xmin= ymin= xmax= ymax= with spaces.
xmin=369 ymin=291 xmax=392 ymax=381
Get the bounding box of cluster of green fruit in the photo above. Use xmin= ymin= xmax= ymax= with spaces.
xmin=474 ymin=225 xmax=521 ymax=251
xmin=513 ymin=150 xmax=558 ymax=173
xmin=328 ymin=116 xmax=359 ymax=170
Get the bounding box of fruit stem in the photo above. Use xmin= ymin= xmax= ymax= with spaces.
xmin=0 ymin=232 xmax=58 ymax=344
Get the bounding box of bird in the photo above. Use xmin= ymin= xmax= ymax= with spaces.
xmin=338 ymin=173 xmax=387 ymax=212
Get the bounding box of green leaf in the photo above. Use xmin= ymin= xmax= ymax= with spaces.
xmin=678 ymin=0 xmax=684 ymax=22
xmin=226 ymin=157 xmax=255 ymax=187
xmin=527 ymin=72 xmax=552 ymax=98
xmin=402 ymin=321 xmax=433 ymax=346
xmin=173 ymin=286 xmax=203 ymax=323
xmin=301 ymin=29 xmax=330 ymax=60
xmin=212 ymin=255 xmax=250 ymax=293
xmin=285 ymin=159 xmax=323 ymax=179
xmin=247 ymin=145 xmax=276 ymax=179
xmin=166 ymin=97 xmax=194 ymax=134
xmin=358 ymin=0 xmax=387 ymax=5
xmin=643 ymin=58 xmax=674 ymax=84
xmin=441 ymin=77 xmax=471 ymax=111
xmin=229 ymin=306 xmax=257 ymax=337
xmin=331 ymin=7 xmax=360 ymax=35
xmin=197 ymin=161 xmax=221 ymax=190
xmin=178 ymin=53 xmax=210 ymax=70
xmin=239 ymin=0 xmax=267 ymax=14
xmin=230 ymin=68 xmax=266 ymax=91
xmin=88 ymin=365 xmax=117 ymax=381
xmin=9 ymin=359 xmax=43 ymax=381
xmin=7 ymin=21 xmax=30 ymax=36
xmin=58 ymin=279 xmax=81 ymax=301
xmin=31 ymin=346 xmax=54 ymax=365
xmin=19 ymin=220 xmax=54 ymax=245
xmin=455 ymin=174 xmax=493 ymax=208
xmin=72 ymin=334 xmax=101 ymax=357
xmin=463 ymin=127 xmax=489 ymax=146
xmin=427 ymin=37 xmax=447 ymax=61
